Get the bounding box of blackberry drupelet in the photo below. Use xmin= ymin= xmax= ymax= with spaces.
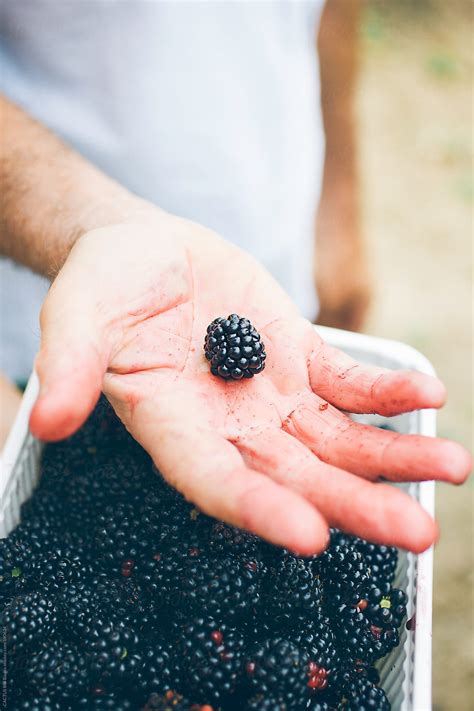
xmin=245 ymin=638 xmax=309 ymax=709
xmin=2 ymin=590 xmax=57 ymax=652
xmin=177 ymin=615 xmax=245 ymax=703
xmin=204 ymin=314 xmax=266 ymax=380
xmin=263 ymin=552 xmax=322 ymax=624
xmin=25 ymin=639 xmax=88 ymax=703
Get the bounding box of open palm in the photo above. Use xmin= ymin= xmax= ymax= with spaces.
xmin=30 ymin=211 xmax=471 ymax=554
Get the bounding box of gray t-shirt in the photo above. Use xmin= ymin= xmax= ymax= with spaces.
xmin=0 ymin=0 xmax=325 ymax=382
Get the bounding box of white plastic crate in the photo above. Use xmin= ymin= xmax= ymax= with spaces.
xmin=0 ymin=326 xmax=434 ymax=711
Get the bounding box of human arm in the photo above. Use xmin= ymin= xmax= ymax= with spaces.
xmin=316 ymin=0 xmax=371 ymax=331
xmin=1 ymin=96 xmax=471 ymax=555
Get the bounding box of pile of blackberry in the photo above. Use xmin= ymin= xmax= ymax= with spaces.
xmin=1 ymin=399 xmax=406 ymax=710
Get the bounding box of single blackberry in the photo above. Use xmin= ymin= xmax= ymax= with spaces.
xmin=208 ymin=521 xmax=261 ymax=558
xmin=60 ymin=574 xmax=150 ymax=650
xmin=263 ymin=552 xmax=322 ymax=624
xmin=143 ymin=546 xmax=261 ymax=622
xmin=76 ymin=693 xmax=135 ymax=710
xmin=291 ymin=616 xmax=338 ymax=692
xmin=179 ymin=549 xmax=262 ymax=622
xmin=10 ymin=518 xmax=64 ymax=557
xmin=364 ymin=583 xmax=407 ymax=630
xmin=0 ymin=535 xmax=31 ymax=601
xmin=138 ymin=640 xmax=178 ymax=698
xmin=342 ymin=674 xmax=390 ymax=710
xmin=245 ymin=638 xmax=309 ymax=709
xmin=139 ymin=490 xmax=205 ymax=550
xmin=86 ymin=620 xmax=144 ymax=686
xmin=2 ymin=590 xmax=57 ymax=652
xmin=321 ymin=545 xmax=370 ymax=609
xmin=13 ymin=696 xmax=62 ymax=711
xmin=333 ymin=604 xmax=394 ymax=664
xmin=329 ymin=530 xmax=398 ymax=588
xmin=25 ymin=639 xmax=88 ymax=703
xmin=177 ymin=615 xmax=245 ymax=703
xmin=354 ymin=540 xmax=398 ymax=588
xmin=142 ymin=691 xmax=192 ymax=710
xmin=204 ymin=314 xmax=266 ymax=380
xmin=30 ymin=549 xmax=92 ymax=592
xmin=95 ymin=501 xmax=150 ymax=575
xmin=245 ymin=695 xmax=289 ymax=710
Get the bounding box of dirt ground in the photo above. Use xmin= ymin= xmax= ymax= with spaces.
xmin=357 ymin=2 xmax=473 ymax=709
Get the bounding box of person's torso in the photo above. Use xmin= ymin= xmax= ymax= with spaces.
xmin=0 ymin=0 xmax=325 ymax=381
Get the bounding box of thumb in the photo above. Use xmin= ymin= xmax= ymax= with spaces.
xmin=29 ymin=278 xmax=109 ymax=442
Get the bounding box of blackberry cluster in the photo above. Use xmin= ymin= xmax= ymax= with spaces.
xmin=204 ymin=314 xmax=266 ymax=380
xmin=0 ymin=397 xmax=407 ymax=709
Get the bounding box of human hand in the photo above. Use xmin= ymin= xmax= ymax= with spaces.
xmin=30 ymin=209 xmax=471 ymax=554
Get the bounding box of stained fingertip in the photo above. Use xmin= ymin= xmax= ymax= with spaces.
xmin=238 ymin=483 xmax=329 ymax=556
xmin=384 ymin=486 xmax=437 ymax=553
xmin=415 ymin=373 xmax=447 ymax=409
xmin=435 ymin=440 xmax=472 ymax=484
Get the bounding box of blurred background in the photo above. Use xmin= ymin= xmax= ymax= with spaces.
xmin=354 ymin=2 xmax=472 ymax=708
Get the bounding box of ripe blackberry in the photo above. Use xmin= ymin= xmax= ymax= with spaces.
xmin=364 ymin=583 xmax=407 ymax=630
xmin=291 ymin=616 xmax=338 ymax=692
xmin=0 ymin=536 xmax=31 ymax=601
xmin=25 ymin=639 xmax=88 ymax=703
xmin=177 ymin=615 xmax=245 ymax=703
xmin=263 ymin=552 xmax=322 ymax=624
xmin=142 ymin=691 xmax=192 ymax=710
xmin=2 ymin=590 xmax=57 ymax=652
xmin=30 ymin=549 xmax=92 ymax=592
xmin=354 ymin=540 xmax=398 ymax=588
xmin=245 ymin=638 xmax=309 ymax=709
xmin=208 ymin=521 xmax=261 ymax=558
xmin=245 ymin=695 xmax=289 ymax=710
xmin=76 ymin=694 xmax=135 ymax=710
xmin=180 ymin=549 xmax=262 ymax=622
xmin=321 ymin=545 xmax=370 ymax=609
xmin=95 ymin=502 xmax=150 ymax=575
xmin=334 ymin=604 xmax=396 ymax=664
xmin=329 ymin=530 xmax=398 ymax=589
xmin=204 ymin=314 xmax=266 ymax=380
xmin=14 ymin=696 xmax=62 ymax=711
xmin=342 ymin=674 xmax=390 ymax=710
xmin=138 ymin=640 xmax=179 ymax=698
xmin=139 ymin=490 xmax=205 ymax=550
xmin=86 ymin=620 xmax=144 ymax=686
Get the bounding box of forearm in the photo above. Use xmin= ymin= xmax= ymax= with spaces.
xmin=317 ymin=0 xmax=361 ymax=239
xmin=0 ymin=95 xmax=147 ymax=278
